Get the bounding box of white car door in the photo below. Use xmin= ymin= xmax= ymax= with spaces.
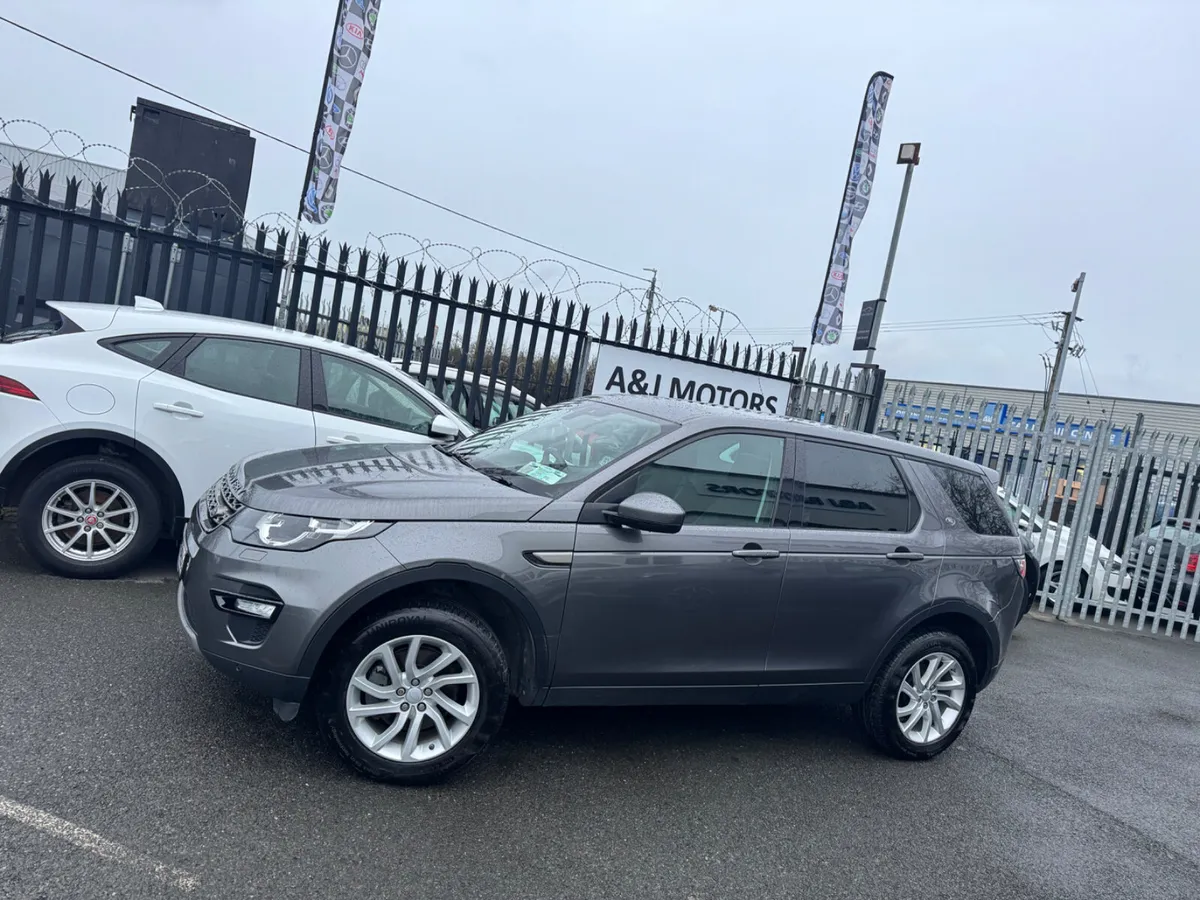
xmin=312 ymin=351 xmax=442 ymax=446
xmin=135 ymin=336 xmax=316 ymax=512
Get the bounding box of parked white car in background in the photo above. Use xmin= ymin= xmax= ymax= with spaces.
xmin=0 ymin=298 xmax=474 ymax=578
xmin=996 ymin=487 xmax=1130 ymax=604
xmin=395 ymin=361 xmax=542 ymax=430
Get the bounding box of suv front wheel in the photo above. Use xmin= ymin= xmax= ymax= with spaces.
xmin=860 ymin=630 xmax=978 ymax=760
xmin=317 ymin=603 xmax=510 ymax=785
xmin=17 ymin=455 xmax=162 ymax=579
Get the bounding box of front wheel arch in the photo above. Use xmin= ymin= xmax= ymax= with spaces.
xmin=301 ymin=563 xmax=549 ymax=704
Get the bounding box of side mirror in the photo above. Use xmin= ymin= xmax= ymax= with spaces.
xmin=430 ymin=414 xmax=461 ymax=440
xmin=604 ymin=491 xmax=685 ymax=534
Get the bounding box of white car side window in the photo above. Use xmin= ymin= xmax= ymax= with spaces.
xmin=320 ymin=354 xmax=436 ymax=435
xmin=181 ymin=338 xmax=301 ymax=407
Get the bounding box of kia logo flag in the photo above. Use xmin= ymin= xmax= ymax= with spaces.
xmin=300 ymin=0 xmax=382 ymax=224
xmin=811 ymin=72 xmax=893 ymax=346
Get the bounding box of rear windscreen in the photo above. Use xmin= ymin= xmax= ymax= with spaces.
xmin=1 ymin=307 xmax=75 ymax=344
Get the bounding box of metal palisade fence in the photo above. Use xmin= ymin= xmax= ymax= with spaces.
xmin=790 ymin=361 xmax=884 ymax=432
xmin=0 ymin=166 xmax=287 ymax=332
xmin=881 ymin=384 xmax=1200 ymax=640
xmin=0 ymin=163 xmax=882 ymax=431
xmin=278 ymin=232 xmax=595 ymax=416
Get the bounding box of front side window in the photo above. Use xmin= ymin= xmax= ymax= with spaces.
xmin=605 ymin=432 xmax=786 ymax=527
xmin=319 ymin=354 xmax=437 ymax=435
xmin=447 ymin=400 xmax=673 ymax=496
xmin=423 ymin=376 xmax=472 ymax=419
xmin=929 ymin=465 xmax=1015 ymax=537
xmin=799 ymin=441 xmax=917 ymax=532
xmin=490 ymin=392 xmax=529 ymax=427
xmin=182 ymin=338 xmax=300 ymax=406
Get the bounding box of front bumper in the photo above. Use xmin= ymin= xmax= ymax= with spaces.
xmin=178 ymin=577 xmax=310 ymax=701
xmin=176 ymin=513 xmax=401 ymax=703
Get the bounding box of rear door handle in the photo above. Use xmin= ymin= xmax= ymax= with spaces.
xmin=886 ymin=550 xmax=925 ymax=562
xmin=326 ymin=435 xmax=360 ymax=444
xmin=153 ymin=402 xmax=204 ymax=418
xmin=731 ymin=548 xmax=781 ymax=559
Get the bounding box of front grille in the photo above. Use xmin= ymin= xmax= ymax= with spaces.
xmin=198 ymin=464 xmax=245 ymax=533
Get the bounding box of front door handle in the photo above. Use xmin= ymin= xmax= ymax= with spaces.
xmin=153 ymin=402 xmax=204 ymax=418
xmin=326 ymin=435 xmax=360 ymax=444
xmin=886 ymin=549 xmax=925 ymax=562
xmin=731 ymin=546 xmax=780 ymax=560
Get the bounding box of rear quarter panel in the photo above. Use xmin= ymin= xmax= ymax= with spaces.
xmin=2 ymin=332 xmax=143 ymax=438
xmin=905 ymin=459 xmax=1025 ymax=677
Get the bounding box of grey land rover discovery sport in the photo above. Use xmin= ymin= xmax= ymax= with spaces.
xmin=178 ymin=395 xmax=1025 ymax=784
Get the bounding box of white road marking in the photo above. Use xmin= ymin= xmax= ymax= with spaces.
xmin=0 ymin=795 xmax=200 ymax=892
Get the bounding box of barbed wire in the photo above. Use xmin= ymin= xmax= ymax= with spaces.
xmin=0 ymin=116 xmax=262 ymax=237
xmin=0 ymin=117 xmax=789 ymax=356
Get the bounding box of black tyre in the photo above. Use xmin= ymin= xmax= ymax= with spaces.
xmin=1039 ymin=562 xmax=1088 ymax=605
xmin=17 ymin=455 xmax=162 ymax=579
xmin=317 ymin=603 xmax=510 ymax=785
xmin=860 ymin=630 xmax=978 ymax=761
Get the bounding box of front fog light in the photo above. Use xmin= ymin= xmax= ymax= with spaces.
xmin=212 ymin=591 xmax=281 ymax=621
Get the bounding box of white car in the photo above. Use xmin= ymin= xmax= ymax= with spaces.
xmin=0 ymin=298 xmax=474 ymax=578
xmin=996 ymin=487 xmax=1129 ymax=604
xmin=394 ymin=362 xmax=542 ymax=429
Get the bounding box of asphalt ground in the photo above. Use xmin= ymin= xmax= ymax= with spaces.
xmin=1 ymin=518 xmax=1199 ymax=900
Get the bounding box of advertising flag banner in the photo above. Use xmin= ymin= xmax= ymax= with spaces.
xmin=811 ymin=71 xmax=893 ymax=346
xmin=300 ymin=0 xmax=382 ymax=224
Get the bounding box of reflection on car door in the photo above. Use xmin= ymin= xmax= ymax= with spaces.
xmin=314 ymin=353 xmax=438 ymax=445
xmin=134 ymin=336 xmax=316 ymax=512
xmin=552 ymin=431 xmax=793 ymax=703
xmin=766 ymin=439 xmax=944 ymax=692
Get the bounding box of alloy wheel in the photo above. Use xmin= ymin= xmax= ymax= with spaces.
xmin=344 ymin=634 xmax=480 ymax=763
xmin=895 ymin=651 xmax=966 ymax=745
xmin=40 ymin=479 xmax=140 ymax=562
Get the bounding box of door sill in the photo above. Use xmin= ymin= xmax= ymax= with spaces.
xmin=543 ymin=682 xmax=865 ymax=706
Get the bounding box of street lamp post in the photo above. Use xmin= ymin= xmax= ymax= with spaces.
xmin=863 ymin=141 xmax=921 ymax=366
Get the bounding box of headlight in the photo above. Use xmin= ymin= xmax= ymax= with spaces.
xmin=229 ymin=510 xmax=389 ymax=551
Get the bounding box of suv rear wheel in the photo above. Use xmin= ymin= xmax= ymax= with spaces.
xmin=317 ymin=604 xmax=509 ymax=785
xmin=860 ymin=630 xmax=978 ymax=760
xmin=17 ymin=455 xmax=162 ymax=579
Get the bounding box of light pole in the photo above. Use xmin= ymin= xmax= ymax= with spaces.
xmin=642 ymin=267 xmax=657 ymax=341
xmin=862 ymin=142 xmax=920 ymax=366
xmin=708 ymin=304 xmax=725 ymax=345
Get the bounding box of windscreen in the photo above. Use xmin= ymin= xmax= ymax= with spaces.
xmin=448 ymin=400 xmax=676 ymax=496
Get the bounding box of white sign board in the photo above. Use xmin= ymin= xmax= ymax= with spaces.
xmin=592 ymin=344 xmax=792 ymax=415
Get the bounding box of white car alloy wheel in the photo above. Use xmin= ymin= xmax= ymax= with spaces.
xmin=895 ymin=651 xmax=967 ymax=745
xmin=345 ymin=634 xmax=480 ymax=763
xmin=40 ymin=478 xmax=140 ymax=562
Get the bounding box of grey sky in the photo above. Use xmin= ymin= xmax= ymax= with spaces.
xmin=2 ymin=1 xmax=1196 ymax=402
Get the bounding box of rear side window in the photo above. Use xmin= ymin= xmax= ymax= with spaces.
xmin=106 ymin=336 xmax=187 ymax=367
xmin=930 ymin=465 xmax=1015 ymax=537
xmin=799 ymin=441 xmax=919 ymax=532
xmin=182 ymin=337 xmax=301 ymax=406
